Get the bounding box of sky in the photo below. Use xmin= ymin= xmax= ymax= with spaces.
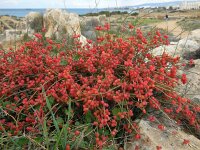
xmin=0 ymin=0 xmax=197 ymax=8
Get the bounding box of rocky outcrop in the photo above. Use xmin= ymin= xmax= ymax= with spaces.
xmin=0 ymin=33 xmax=5 ymax=42
xmin=176 ymin=33 xmax=200 ymax=105
xmin=42 ymin=9 xmax=87 ymax=44
xmin=44 ymin=9 xmax=81 ymax=39
xmin=25 ymin=12 xmax=43 ymax=32
xmin=147 ymin=28 xmax=200 ymax=150
xmin=152 ymin=44 xmax=183 ymax=57
xmin=183 ymin=47 xmax=200 ymax=60
xmin=152 ymin=29 xmax=200 ymax=106
xmin=178 ymin=59 xmax=200 ymax=105
xmin=152 ymin=28 xmax=200 ymax=58
xmin=80 ymin=15 xmax=107 ymax=40
xmin=178 ymin=38 xmax=200 ymax=52
xmin=128 ymin=119 xmax=200 ymax=150
xmin=0 ymin=16 xmax=26 ymax=44
xmin=188 ymin=29 xmax=200 ymax=43
xmin=5 ymin=30 xmax=22 ymax=41
xmin=0 ymin=9 xmax=88 ymax=46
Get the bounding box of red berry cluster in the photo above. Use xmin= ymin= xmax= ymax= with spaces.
xmin=0 ymin=24 xmax=199 ymax=148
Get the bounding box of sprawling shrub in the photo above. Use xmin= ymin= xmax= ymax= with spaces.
xmin=0 ymin=24 xmax=199 ymax=149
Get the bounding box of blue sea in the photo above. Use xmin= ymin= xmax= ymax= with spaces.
xmin=0 ymin=8 xmax=132 ymax=17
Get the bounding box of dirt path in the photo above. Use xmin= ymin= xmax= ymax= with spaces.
xmin=150 ymin=20 xmax=190 ymax=39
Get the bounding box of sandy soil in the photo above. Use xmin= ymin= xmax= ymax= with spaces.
xmin=139 ymin=10 xmax=200 ymax=19
xmin=150 ymin=19 xmax=190 ymax=39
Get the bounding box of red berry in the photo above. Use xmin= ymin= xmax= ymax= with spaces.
xmin=183 ymin=139 xmax=190 ymax=145
xmin=74 ymin=130 xmax=80 ymax=136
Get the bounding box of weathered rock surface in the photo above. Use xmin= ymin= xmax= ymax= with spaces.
xmin=80 ymin=15 xmax=107 ymax=40
xmin=0 ymin=33 xmax=5 ymax=42
xmin=0 ymin=16 xmax=26 ymax=43
xmin=5 ymin=29 xmax=22 ymax=41
xmin=189 ymin=29 xmax=200 ymax=44
xmin=182 ymin=47 xmax=200 ymax=60
xmin=152 ymin=28 xmax=200 ymax=58
xmin=128 ymin=119 xmax=200 ymax=150
xmin=152 ymin=32 xmax=200 ymax=109
xmin=44 ymin=9 xmax=81 ymax=39
xmin=82 ymin=30 xmax=96 ymax=40
xmin=173 ymin=32 xmax=200 ymax=105
xmin=81 ymin=16 xmax=100 ymax=31
xmin=178 ymin=38 xmax=200 ymax=52
xmin=177 ymin=59 xmax=200 ymax=105
xmin=0 ymin=9 xmax=88 ymax=47
xmin=152 ymin=44 xmax=183 ymax=57
xmin=25 ymin=12 xmax=43 ymax=32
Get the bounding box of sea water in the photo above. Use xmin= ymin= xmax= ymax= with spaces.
xmin=0 ymin=8 xmax=132 ymax=17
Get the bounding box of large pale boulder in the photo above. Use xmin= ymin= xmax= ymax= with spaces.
xmin=177 ymin=59 xmax=200 ymax=105
xmin=151 ymin=44 xmax=183 ymax=57
xmin=25 ymin=12 xmax=43 ymax=32
xmin=189 ymin=29 xmax=200 ymax=43
xmin=178 ymin=39 xmax=200 ymax=52
xmin=0 ymin=33 xmax=5 ymax=42
xmin=80 ymin=15 xmax=107 ymax=40
xmin=82 ymin=30 xmax=96 ymax=40
xmin=81 ymin=16 xmax=101 ymax=31
xmin=43 ymin=9 xmax=81 ymax=39
xmin=5 ymin=29 xmax=22 ymax=41
xmin=128 ymin=119 xmax=200 ymax=150
xmin=153 ymin=28 xmax=200 ymax=58
xmin=80 ymin=16 xmax=100 ymax=40
xmin=152 ymin=39 xmax=200 ymax=58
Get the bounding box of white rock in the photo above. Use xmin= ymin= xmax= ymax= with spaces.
xmin=80 ymin=35 xmax=87 ymax=46
xmin=80 ymin=15 xmax=107 ymax=39
xmin=82 ymin=30 xmax=96 ymax=40
xmin=152 ymin=45 xmax=183 ymax=57
xmin=44 ymin=9 xmax=81 ymax=38
xmin=4 ymin=30 xmax=22 ymax=41
xmin=190 ymin=29 xmax=200 ymax=43
xmin=0 ymin=33 xmax=6 ymax=42
xmin=177 ymin=59 xmax=200 ymax=105
xmin=25 ymin=12 xmax=43 ymax=32
xmin=81 ymin=16 xmax=100 ymax=31
xmin=127 ymin=119 xmax=200 ymax=150
xmin=178 ymin=39 xmax=200 ymax=52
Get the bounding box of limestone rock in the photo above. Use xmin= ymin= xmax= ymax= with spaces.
xmin=99 ymin=14 xmax=107 ymax=21
xmin=82 ymin=30 xmax=96 ymax=40
xmin=127 ymin=119 xmax=200 ymax=150
xmin=80 ymin=35 xmax=87 ymax=46
xmin=0 ymin=33 xmax=5 ymax=42
xmin=152 ymin=39 xmax=200 ymax=59
xmin=4 ymin=29 xmax=22 ymax=41
xmin=80 ymin=15 xmax=107 ymax=40
xmin=189 ymin=29 xmax=200 ymax=43
xmin=81 ymin=16 xmax=100 ymax=31
xmin=151 ymin=44 xmax=183 ymax=57
xmin=178 ymin=38 xmax=200 ymax=52
xmin=25 ymin=12 xmax=43 ymax=32
xmin=177 ymin=59 xmax=200 ymax=105
xmin=44 ymin=9 xmax=81 ymax=39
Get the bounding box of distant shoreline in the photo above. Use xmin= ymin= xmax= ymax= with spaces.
xmin=0 ymin=8 xmax=136 ymax=18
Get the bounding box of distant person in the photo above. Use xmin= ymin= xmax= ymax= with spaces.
xmin=165 ymin=14 xmax=169 ymax=21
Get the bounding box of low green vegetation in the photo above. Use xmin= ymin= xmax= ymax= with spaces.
xmin=0 ymin=21 xmax=199 ymax=149
xmin=178 ymin=18 xmax=200 ymax=31
xmin=81 ymin=11 xmax=130 ymax=17
xmin=134 ymin=18 xmax=163 ymax=26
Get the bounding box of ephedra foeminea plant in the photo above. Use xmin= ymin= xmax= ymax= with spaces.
xmin=0 ymin=23 xmax=199 ymax=149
